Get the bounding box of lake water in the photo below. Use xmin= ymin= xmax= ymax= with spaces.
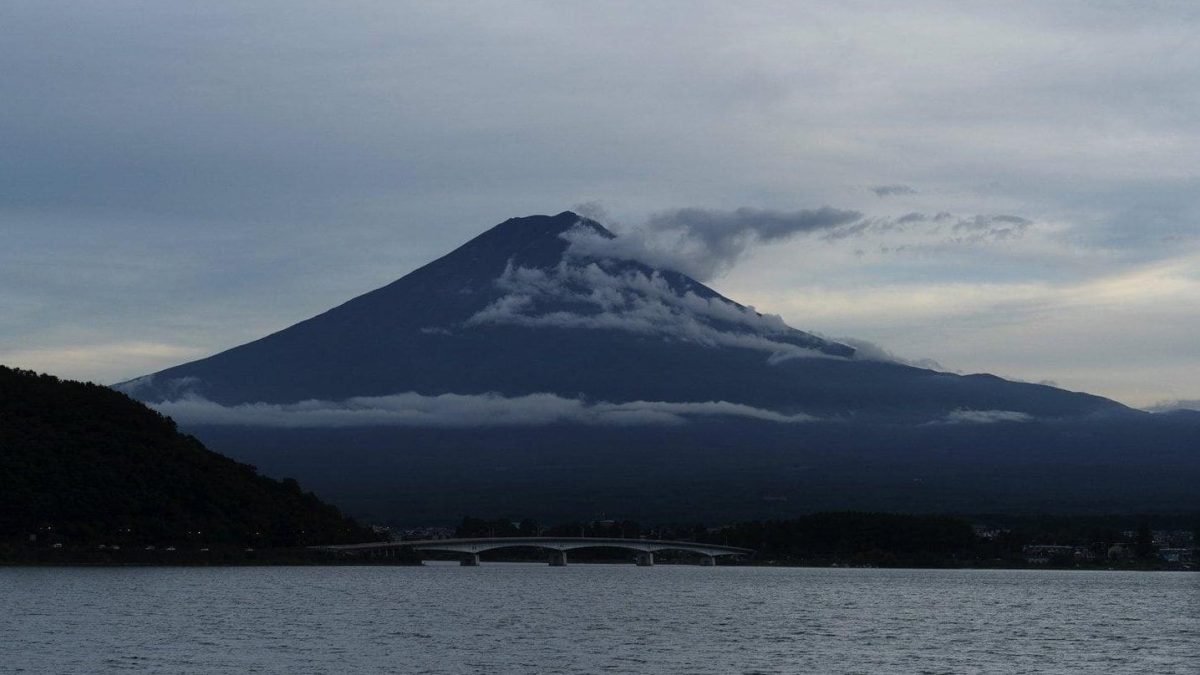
xmin=3 ymin=565 xmax=1197 ymax=674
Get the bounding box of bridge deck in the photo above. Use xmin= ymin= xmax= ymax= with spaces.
xmin=313 ymin=536 xmax=752 ymax=557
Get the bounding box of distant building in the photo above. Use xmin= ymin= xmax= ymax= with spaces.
xmin=972 ymin=525 xmax=1008 ymax=540
xmin=400 ymin=526 xmax=455 ymax=541
xmin=1153 ymin=530 xmax=1195 ymax=547
xmin=1107 ymin=543 xmax=1135 ymax=560
xmin=1159 ymin=548 xmax=1195 ymax=564
xmin=1023 ymin=545 xmax=1074 ymax=564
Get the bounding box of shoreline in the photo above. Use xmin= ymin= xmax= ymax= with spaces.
xmin=3 ymin=557 xmax=1191 ymax=572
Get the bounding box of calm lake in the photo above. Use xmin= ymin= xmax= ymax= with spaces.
xmin=3 ymin=565 xmax=1197 ymax=674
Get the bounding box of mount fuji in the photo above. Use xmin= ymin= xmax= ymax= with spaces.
xmin=118 ymin=212 xmax=1198 ymax=522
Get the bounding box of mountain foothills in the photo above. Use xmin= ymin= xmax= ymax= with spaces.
xmin=117 ymin=212 xmax=1199 ymax=523
xmin=0 ymin=366 xmax=373 ymax=547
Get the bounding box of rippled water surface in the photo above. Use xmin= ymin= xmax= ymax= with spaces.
xmin=3 ymin=565 xmax=1197 ymax=674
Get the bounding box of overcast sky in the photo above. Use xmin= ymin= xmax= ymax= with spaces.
xmin=3 ymin=2 xmax=1198 ymax=408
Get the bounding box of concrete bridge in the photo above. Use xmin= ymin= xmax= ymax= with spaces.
xmin=313 ymin=537 xmax=753 ymax=566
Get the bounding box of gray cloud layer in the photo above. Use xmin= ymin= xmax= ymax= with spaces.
xmin=568 ymin=208 xmax=1036 ymax=281
xmin=822 ymin=212 xmax=1032 ymax=244
xmin=640 ymin=207 xmax=862 ymax=279
xmin=647 ymin=206 xmax=863 ymax=244
xmin=872 ymin=184 xmax=917 ymax=197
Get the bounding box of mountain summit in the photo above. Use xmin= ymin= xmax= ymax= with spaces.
xmin=121 ymin=211 xmax=1115 ymax=422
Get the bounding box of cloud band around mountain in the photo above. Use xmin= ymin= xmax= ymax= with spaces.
xmin=148 ymin=391 xmax=819 ymax=428
xmin=935 ymin=409 xmax=1034 ymax=425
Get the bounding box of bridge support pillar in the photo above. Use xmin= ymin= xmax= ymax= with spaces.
xmin=636 ymin=551 xmax=654 ymax=567
xmin=700 ymin=555 xmax=716 ymax=566
xmin=548 ymin=550 xmax=567 ymax=566
xmin=461 ymin=553 xmax=480 ymax=566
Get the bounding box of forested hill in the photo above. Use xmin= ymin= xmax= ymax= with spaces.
xmin=0 ymin=366 xmax=375 ymax=547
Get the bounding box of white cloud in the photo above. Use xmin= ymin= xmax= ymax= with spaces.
xmin=1145 ymin=400 xmax=1200 ymax=414
xmin=561 ymin=225 xmax=716 ymax=281
xmin=467 ymin=257 xmax=842 ymax=364
xmin=934 ymin=409 xmax=1033 ymax=425
xmin=148 ymin=392 xmax=818 ymax=428
xmin=833 ymin=337 xmax=945 ymax=370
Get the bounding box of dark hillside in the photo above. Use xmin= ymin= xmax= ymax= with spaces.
xmin=0 ymin=366 xmax=374 ymax=547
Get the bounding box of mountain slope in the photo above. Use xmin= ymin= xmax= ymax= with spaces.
xmin=119 ymin=211 xmax=1121 ymax=422
xmin=0 ymin=366 xmax=373 ymax=545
